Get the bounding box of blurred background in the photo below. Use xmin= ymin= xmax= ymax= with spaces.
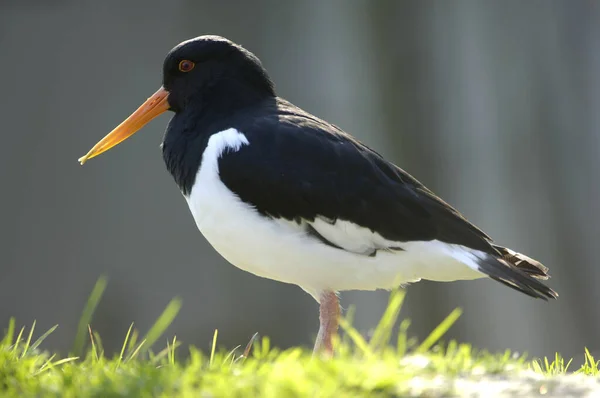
xmin=1 ymin=0 xmax=598 ymax=360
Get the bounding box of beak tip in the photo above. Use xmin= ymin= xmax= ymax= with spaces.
xmin=77 ymin=86 xmax=169 ymax=167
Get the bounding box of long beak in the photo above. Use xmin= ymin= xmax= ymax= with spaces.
xmin=78 ymin=87 xmax=170 ymax=165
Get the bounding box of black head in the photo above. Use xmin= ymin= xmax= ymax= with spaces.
xmin=162 ymin=35 xmax=275 ymax=113
xmin=78 ymin=36 xmax=275 ymax=166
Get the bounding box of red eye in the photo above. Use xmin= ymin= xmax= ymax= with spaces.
xmin=178 ymin=60 xmax=195 ymax=72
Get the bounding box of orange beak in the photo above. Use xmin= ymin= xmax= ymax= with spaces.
xmin=78 ymin=87 xmax=170 ymax=165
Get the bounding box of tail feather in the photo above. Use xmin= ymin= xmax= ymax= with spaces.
xmin=477 ymin=246 xmax=558 ymax=300
xmin=492 ymin=245 xmax=550 ymax=280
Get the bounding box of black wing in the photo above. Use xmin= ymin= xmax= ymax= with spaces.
xmin=220 ymin=100 xmax=498 ymax=255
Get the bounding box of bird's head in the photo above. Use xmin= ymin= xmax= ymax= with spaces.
xmin=78 ymin=35 xmax=274 ymax=165
xmin=162 ymin=35 xmax=275 ymax=112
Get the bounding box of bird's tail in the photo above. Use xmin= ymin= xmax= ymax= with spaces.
xmin=492 ymin=245 xmax=550 ymax=279
xmin=477 ymin=245 xmax=558 ymax=300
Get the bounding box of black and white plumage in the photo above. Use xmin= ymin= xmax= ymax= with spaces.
xmin=170 ymin=98 xmax=553 ymax=301
xmin=79 ymin=35 xmax=557 ymax=354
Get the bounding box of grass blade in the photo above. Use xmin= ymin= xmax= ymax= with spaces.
xmin=21 ymin=320 xmax=36 ymax=358
xmin=339 ymin=317 xmax=373 ymax=358
xmin=127 ymin=328 xmax=139 ymax=355
xmin=170 ymin=336 xmax=177 ymax=365
xmin=2 ymin=318 xmax=15 ymax=346
xmin=152 ymin=336 xmax=180 ymax=365
xmin=12 ymin=326 xmax=25 ymax=356
xmin=138 ymin=298 xmax=182 ymax=355
xmin=223 ymin=344 xmax=241 ymax=365
xmin=92 ymin=331 xmax=104 ymax=359
xmin=71 ymin=276 xmax=108 ymax=356
xmin=416 ymin=308 xmax=462 ymax=354
xmin=37 ymin=353 xmax=56 ymax=373
xmin=243 ymin=333 xmax=259 ymax=359
xmin=88 ymin=325 xmax=98 ymax=362
xmin=369 ymin=290 xmax=405 ymax=352
xmin=126 ymin=340 xmax=146 ymax=362
xmin=210 ymin=329 xmax=218 ymax=366
xmin=396 ymin=319 xmax=411 ymax=357
xmin=37 ymin=356 xmax=79 ymax=374
xmin=117 ymin=323 xmax=134 ymax=369
xmin=30 ymin=324 xmax=58 ymax=352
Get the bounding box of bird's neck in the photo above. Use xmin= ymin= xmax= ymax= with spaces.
xmin=161 ymin=110 xmax=208 ymax=196
xmin=161 ymin=90 xmax=274 ymax=195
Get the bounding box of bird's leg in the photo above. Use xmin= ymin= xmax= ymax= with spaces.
xmin=313 ymin=291 xmax=340 ymax=356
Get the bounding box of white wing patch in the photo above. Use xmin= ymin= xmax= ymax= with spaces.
xmin=308 ymin=217 xmax=402 ymax=256
xmin=305 ymin=216 xmax=485 ymax=275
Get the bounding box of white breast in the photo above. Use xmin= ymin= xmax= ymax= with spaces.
xmin=184 ymin=128 xmax=485 ymax=300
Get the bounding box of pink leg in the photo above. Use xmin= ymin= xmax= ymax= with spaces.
xmin=313 ymin=291 xmax=340 ymax=355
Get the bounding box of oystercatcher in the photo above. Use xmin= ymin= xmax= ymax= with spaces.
xmin=79 ymin=36 xmax=557 ymax=354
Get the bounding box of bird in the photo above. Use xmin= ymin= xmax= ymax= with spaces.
xmin=78 ymin=35 xmax=557 ymax=355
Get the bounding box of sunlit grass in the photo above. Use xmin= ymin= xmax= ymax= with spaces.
xmin=0 ymin=278 xmax=598 ymax=397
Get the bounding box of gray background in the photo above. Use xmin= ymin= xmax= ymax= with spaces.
xmin=1 ymin=1 xmax=598 ymax=359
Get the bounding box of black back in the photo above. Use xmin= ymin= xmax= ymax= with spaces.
xmin=176 ymin=97 xmax=500 ymax=255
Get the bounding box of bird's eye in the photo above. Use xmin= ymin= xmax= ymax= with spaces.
xmin=178 ymin=60 xmax=195 ymax=72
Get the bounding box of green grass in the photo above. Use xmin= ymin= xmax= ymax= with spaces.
xmin=0 ymin=279 xmax=598 ymax=397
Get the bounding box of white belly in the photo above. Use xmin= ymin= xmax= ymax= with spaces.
xmin=184 ymin=128 xmax=484 ymax=299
